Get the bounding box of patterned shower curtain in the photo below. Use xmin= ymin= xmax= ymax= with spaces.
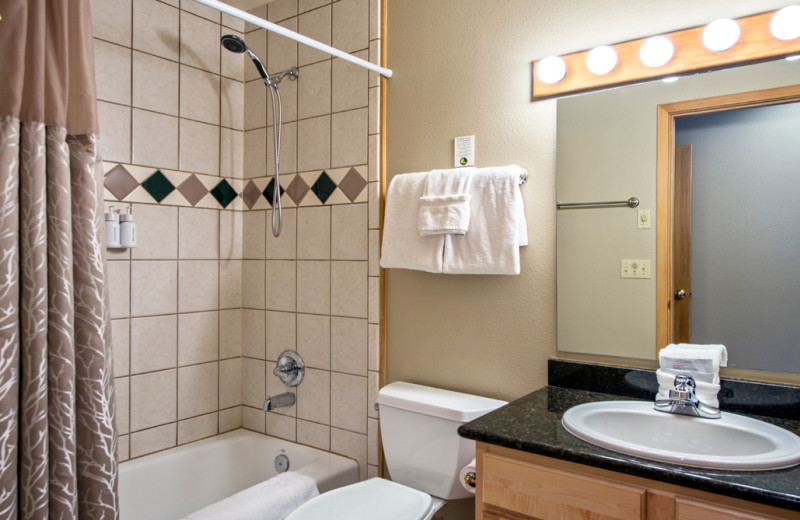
xmin=0 ymin=1 xmax=119 ymax=518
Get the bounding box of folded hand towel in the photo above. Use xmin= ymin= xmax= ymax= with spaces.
xmin=665 ymin=343 xmax=728 ymax=367
xmin=659 ymin=346 xmax=723 ymax=384
xmin=380 ymin=172 xmax=445 ymax=273
xmin=417 ymin=168 xmax=476 ymax=236
xmin=183 ymin=472 xmax=319 ymax=520
xmin=656 ymin=368 xmax=720 ymax=408
xmin=442 ymin=165 xmax=528 ymax=275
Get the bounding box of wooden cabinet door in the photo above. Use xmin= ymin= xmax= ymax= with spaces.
xmin=675 ymin=497 xmax=783 ymax=520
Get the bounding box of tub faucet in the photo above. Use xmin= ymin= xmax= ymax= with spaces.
xmin=654 ymin=374 xmax=721 ymax=419
xmin=263 ymin=392 xmax=295 ymax=412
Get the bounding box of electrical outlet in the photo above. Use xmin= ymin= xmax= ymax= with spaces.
xmin=621 ymin=259 xmax=651 ymax=279
xmin=637 ymin=209 xmax=651 ymax=229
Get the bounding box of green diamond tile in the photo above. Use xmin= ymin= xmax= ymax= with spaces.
xmin=210 ymin=179 xmax=238 ymax=208
xmin=310 ymin=171 xmax=336 ymax=204
xmin=262 ymin=178 xmax=285 ymax=207
xmin=141 ymin=170 xmax=175 ymax=203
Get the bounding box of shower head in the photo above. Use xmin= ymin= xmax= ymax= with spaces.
xmin=220 ymin=34 xmax=247 ymax=54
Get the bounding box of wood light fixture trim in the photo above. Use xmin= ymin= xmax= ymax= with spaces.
xmin=531 ymin=8 xmax=800 ymax=100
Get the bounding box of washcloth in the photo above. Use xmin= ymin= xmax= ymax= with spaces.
xmin=665 ymin=343 xmax=728 ymax=367
xmin=380 ymin=172 xmax=446 ymax=273
xmin=656 ymin=368 xmax=720 ymax=408
xmin=183 ymin=472 xmax=319 ymax=520
xmin=442 ymin=165 xmax=528 ymax=275
xmin=417 ymin=168 xmax=476 ymax=236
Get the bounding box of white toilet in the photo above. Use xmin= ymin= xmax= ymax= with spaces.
xmin=285 ymin=382 xmax=506 ymax=520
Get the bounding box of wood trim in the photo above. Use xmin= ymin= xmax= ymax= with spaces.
xmin=655 ymin=84 xmax=800 ymax=354
xmin=532 ymin=9 xmax=800 ymax=100
xmin=672 ymin=145 xmax=692 ymax=343
xmin=377 ymin=0 xmax=387 ymax=478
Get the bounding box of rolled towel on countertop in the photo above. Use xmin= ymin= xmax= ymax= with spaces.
xmin=664 ymin=343 xmax=728 ymax=367
xmin=659 ymin=347 xmax=722 ymax=384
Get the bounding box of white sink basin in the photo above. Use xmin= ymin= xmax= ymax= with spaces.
xmin=562 ymin=401 xmax=800 ymax=470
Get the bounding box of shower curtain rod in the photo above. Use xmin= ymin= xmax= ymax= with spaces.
xmin=192 ymin=0 xmax=393 ymax=78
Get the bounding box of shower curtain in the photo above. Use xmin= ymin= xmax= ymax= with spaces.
xmin=0 ymin=0 xmax=119 ymax=518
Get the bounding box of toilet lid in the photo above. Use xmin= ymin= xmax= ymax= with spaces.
xmin=286 ymin=478 xmax=434 ymax=520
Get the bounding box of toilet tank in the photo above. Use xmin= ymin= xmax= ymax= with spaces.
xmin=376 ymin=382 xmax=506 ymax=500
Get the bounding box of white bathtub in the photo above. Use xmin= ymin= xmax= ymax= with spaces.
xmin=119 ymin=429 xmax=359 ymax=520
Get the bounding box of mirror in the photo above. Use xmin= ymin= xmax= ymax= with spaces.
xmin=556 ymin=58 xmax=800 ymax=372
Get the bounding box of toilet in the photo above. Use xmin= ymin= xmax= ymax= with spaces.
xmin=286 ymin=382 xmax=506 ymax=520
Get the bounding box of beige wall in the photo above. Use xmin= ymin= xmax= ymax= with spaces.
xmin=384 ymin=0 xmax=792 ymax=402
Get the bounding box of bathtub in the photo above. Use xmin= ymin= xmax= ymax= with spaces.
xmin=119 ymin=429 xmax=358 ymax=520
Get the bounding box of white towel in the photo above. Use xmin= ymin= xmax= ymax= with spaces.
xmin=380 ymin=172 xmax=446 ymax=273
xmin=183 ymin=472 xmax=319 ymax=520
xmin=665 ymin=343 xmax=728 ymax=367
xmin=656 ymin=368 xmax=720 ymax=408
xmin=417 ymin=168 xmax=476 ymax=236
xmin=659 ymin=346 xmax=723 ymax=384
xmin=442 ymin=166 xmax=528 ymax=275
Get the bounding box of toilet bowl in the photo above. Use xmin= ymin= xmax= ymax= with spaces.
xmin=285 ymin=382 xmax=506 ymax=520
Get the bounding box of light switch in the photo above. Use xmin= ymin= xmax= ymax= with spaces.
xmin=621 ymin=259 xmax=651 ymax=279
xmin=638 ymin=209 xmax=651 ymax=229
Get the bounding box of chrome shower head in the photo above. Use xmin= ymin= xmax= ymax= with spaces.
xmin=220 ymin=34 xmax=247 ymax=54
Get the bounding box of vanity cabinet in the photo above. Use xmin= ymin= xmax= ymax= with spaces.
xmin=475 ymin=443 xmax=797 ymax=520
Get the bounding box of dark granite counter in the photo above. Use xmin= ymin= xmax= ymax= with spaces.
xmin=458 ymin=361 xmax=800 ymax=513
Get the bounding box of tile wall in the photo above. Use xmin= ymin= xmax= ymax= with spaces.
xmin=93 ymin=0 xmax=382 ymax=480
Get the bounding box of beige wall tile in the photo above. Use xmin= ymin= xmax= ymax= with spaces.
xmin=244 ymin=128 xmax=268 ymax=178
xmin=111 ymin=319 xmax=130 ymax=377
xmin=331 ymin=108 xmax=367 ymax=167
xmin=368 ymin=85 xmax=380 ymax=135
xmin=369 ymin=0 xmax=380 ymax=41
xmin=266 ymin=311 xmax=297 ymax=361
xmin=97 ymin=102 xmax=131 ymax=164
xmin=332 ymin=203 xmax=367 ymax=260
xmin=179 ymin=119 xmax=220 ymax=176
xmin=368 ymin=276 xmax=379 ymax=324
xmin=331 ymin=261 xmax=367 ymax=318
xmin=331 ymin=427 xmax=367 ymax=481
xmin=118 ymin=434 xmax=130 ymax=462
xmin=265 ymin=260 xmax=296 ymax=312
xmin=296 ymin=368 xmax=329 ymax=424
xmin=266 ymin=412 xmax=296 ymax=441
xmin=297 ymin=206 xmax=330 ymax=260
xmin=219 ymin=358 xmax=242 ymax=409
xmin=368 ymin=417 xmax=379 ymax=465
xmin=297 ymin=420 xmax=330 ymax=451
xmin=367 ymin=465 xmax=378 ymax=479
xmin=219 ymin=260 xmax=242 ymax=309
xmin=241 ymin=406 xmax=266 ymax=433
xmin=269 ymin=121 xmax=297 ymax=175
xmin=244 ymin=80 xmax=267 ymax=131
xmin=242 ymin=309 xmax=266 ymax=359
xmin=299 ymin=0 xmax=330 ymax=14
xmin=242 ymin=260 xmax=266 ymax=309
xmin=298 ymin=61 xmax=331 ymax=119
xmin=332 ymin=53 xmax=368 ymax=113
xmin=268 ymin=0 xmax=297 ymax=22
xmin=91 ymin=0 xmax=131 ymax=46
xmin=243 ymin=210 xmax=266 ymax=259
xmin=242 ymin=358 xmax=266 ymax=408
xmin=133 ymin=0 xmax=179 ymax=60
xmin=221 ymin=78 xmax=244 ymax=130
xmin=297 ymin=117 xmax=330 ymax=172
xmin=271 ymin=77 xmax=298 ymax=124
xmin=132 ymin=109 xmax=179 ymax=169
xmin=179 ymin=207 xmax=219 ymax=259
xmin=297 ymin=313 xmax=330 ymax=369
xmin=178 ymin=362 xmax=219 ymax=419
xmin=220 ymin=128 xmax=244 ymax=179
xmin=178 ymin=311 xmax=219 ymax=365
xmin=331 ymin=372 xmax=367 ymax=434
xmin=131 ymin=261 xmax=178 ymax=317
xmin=130 ymin=423 xmax=177 ymax=458
xmin=131 ymin=204 xmax=179 ymax=260
xmin=298 ymin=5 xmax=331 ymax=66
xmin=368 ymin=323 xmax=379 ymax=372
xmin=220 ymin=207 xmax=243 ymax=260
xmin=180 ymin=0 xmax=220 ymax=22
xmin=368 ymin=181 xmax=379 ymax=229
xmin=180 ymin=66 xmax=221 ymax=125
xmin=130 ymin=369 xmax=177 ymax=431
xmin=367 ymin=370 xmax=378 ymax=419
xmin=331 ymin=317 xmax=367 ymax=376
xmin=267 ymin=208 xmax=297 ymax=259
xmin=178 ymin=412 xmax=218 ymax=445
xmin=95 ymin=40 xmax=131 ymax=106
xmin=296 ymin=260 xmax=330 ymax=315
xmin=332 ymin=0 xmax=368 ymax=54
xmin=268 ymin=19 xmax=298 ymax=74
xmin=368 ymin=229 xmax=379 ymax=276
xmin=368 ymin=134 xmax=379 ymax=182
xmin=242 ymin=28 xmax=266 ymax=82
xmin=115 ymin=377 xmax=130 ymax=434
xmin=107 ymin=261 xmax=130 ymax=319
xmin=131 ymin=315 xmax=177 ymax=373
xmin=220 ymin=309 xmax=243 ymax=358
xmin=220 ymin=406 xmax=242 ymax=432
xmin=180 ymin=11 xmax=221 ymax=74
xmin=133 ymin=51 xmax=178 ymax=116
xmin=178 ymin=260 xmax=219 ymax=312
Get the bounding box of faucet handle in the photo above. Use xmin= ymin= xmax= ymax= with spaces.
xmin=669 ymin=374 xmax=697 ymax=402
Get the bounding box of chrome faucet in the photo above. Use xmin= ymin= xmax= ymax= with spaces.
xmin=263 ymin=392 xmax=295 ymax=412
xmin=654 ymin=374 xmax=721 ymax=419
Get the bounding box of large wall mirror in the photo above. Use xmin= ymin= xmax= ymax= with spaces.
xmin=556 ymin=57 xmax=800 ymax=373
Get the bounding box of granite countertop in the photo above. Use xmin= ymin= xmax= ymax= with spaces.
xmin=458 ymin=385 xmax=800 ymax=512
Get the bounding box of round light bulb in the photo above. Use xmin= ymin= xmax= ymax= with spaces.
xmin=536 ymin=56 xmax=567 ymax=84
xmin=639 ymin=36 xmax=674 ymax=68
xmin=702 ymin=18 xmax=740 ymax=52
xmin=586 ymin=46 xmax=618 ymax=75
xmin=771 ymin=5 xmax=800 ymax=41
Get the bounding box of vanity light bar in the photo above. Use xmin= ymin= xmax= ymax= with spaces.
xmin=531 ymin=7 xmax=800 ymax=100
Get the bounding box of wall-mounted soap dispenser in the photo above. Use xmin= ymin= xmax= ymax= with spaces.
xmin=119 ymin=208 xmax=137 ymax=248
xmin=105 ymin=211 xmax=120 ymax=248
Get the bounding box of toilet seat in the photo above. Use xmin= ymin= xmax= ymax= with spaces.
xmin=285 ymin=478 xmax=435 ymax=520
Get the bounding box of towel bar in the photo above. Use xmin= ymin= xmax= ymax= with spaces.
xmin=556 ymin=196 xmax=638 ymax=209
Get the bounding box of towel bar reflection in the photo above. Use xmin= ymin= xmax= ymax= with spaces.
xmin=519 ymin=170 xmax=528 ymax=185
xmin=556 ymin=196 xmax=639 ymax=209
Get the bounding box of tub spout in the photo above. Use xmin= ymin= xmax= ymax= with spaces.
xmin=263 ymin=392 xmax=295 ymax=412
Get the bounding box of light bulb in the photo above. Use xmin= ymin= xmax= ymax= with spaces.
xmin=703 ymin=18 xmax=740 ymax=52
xmin=639 ymin=36 xmax=674 ymax=68
xmin=536 ymin=56 xmax=567 ymax=84
xmin=586 ymin=46 xmax=618 ymax=75
xmin=662 ymin=76 xmax=679 ymax=83
xmin=771 ymin=5 xmax=800 ymax=41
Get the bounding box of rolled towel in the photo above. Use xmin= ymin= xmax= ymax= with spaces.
xmin=459 ymin=458 xmax=477 ymax=495
xmin=656 ymin=369 xmax=720 ymax=408
xmin=418 ymin=168 xmax=476 ymax=236
xmin=659 ymin=347 xmax=721 ymax=384
xmin=183 ymin=472 xmax=319 ymax=520
xmin=665 ymin=343 xmax=727 ymax=367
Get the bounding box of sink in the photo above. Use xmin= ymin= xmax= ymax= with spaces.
xmin=561 ymin=401 xmax=800 ymax=470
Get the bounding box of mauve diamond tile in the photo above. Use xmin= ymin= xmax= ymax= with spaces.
xmin=242 ymin=180 xmax=262 ymax=209
xmin=177 ymin=174 xmax=209 ymax=206
xmin=104 ymin=164 xmax=139 ymax=200
xmin=338 ymin=167 xmax=367 ymax=202
xmin=285 ymin=175 xmax=310 ymax=205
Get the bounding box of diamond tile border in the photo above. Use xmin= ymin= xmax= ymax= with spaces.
xmin=102 ymin=162 xmax=369 ymax=211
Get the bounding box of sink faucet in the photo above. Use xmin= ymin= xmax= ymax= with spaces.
xmin=263 ymin=392 xmax=295 ymax=412
xmin=654 ymin=374 xmax=721 ymax=419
